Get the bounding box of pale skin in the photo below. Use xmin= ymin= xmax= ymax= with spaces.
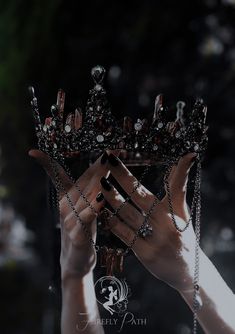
xmin=29 ymin=150 xmax=235 ymax=334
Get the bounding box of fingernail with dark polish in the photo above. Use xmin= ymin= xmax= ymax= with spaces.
xmin=96 ymin=192 xmax=104 ymax=202
xmin=101 ymin=152 xmax=109 ymax=165
xmin=100 ymin=177 xmax=112 ymax=191
xmin=108 ymin=154 xmax=119 ymax=166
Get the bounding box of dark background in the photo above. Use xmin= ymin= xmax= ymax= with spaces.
xmin=0 ymin=0 xmax=235 ymax=333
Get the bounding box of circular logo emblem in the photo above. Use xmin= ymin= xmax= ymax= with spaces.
xmin=95 ymin=276 xmax=130 ymax=315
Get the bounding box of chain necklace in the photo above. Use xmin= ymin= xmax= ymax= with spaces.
xmin=58 ymin=153 xmax=151 ymax=220
xmin=192 ymin=160 xmax=202 ymax=334
xmin=50 ymin=156 xmax=98 ymax=249
xmin=164 ymin=159 xmax=199 ymax=232
xmin=49 ymin=155 xmax=157 ymax=254
xmin=164 ymin=157 xmax=202 ymax=334
xmin=123 ymin=195 xmax=159 ymax=255
xmin=51 ymin=153 xmax=177 ymax=255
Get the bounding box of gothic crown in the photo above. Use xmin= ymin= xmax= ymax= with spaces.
xmin=29 ymin=65 xmax=208 ymax=162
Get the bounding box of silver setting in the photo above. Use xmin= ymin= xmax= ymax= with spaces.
xmin=139 ymin=223 xmax=153 ymax=238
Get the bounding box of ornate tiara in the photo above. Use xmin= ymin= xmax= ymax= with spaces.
xmin=29 ymin=65 xmax=208 ymax=162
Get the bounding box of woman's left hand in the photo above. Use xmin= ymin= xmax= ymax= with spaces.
xmin=29 ymin=150 xmax=109 ymax=280
xmin=100 ymin=153 xmax=198 ymax=293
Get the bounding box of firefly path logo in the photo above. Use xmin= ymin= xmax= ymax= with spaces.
xmin=76 ymin=276 xmax=147 ymax=332
xmin=95 ymin=276 xmax=129 ymax=315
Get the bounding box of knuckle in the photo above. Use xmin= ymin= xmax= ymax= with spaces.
xmin=63 ymin=212 xmax=74 ymax=228
xmin=124 ymin=229 xmax=133 ymax=243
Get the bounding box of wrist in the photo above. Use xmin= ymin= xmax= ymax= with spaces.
xmin=61 ymin=265 xmax=94 ymax=283
xmin=174 ymin=247 xmax=205 ymax=294
xmin=61 ymin=269 xmax=94 ymax=287
xmin=60 ymin=248 xmax=96 ymax=282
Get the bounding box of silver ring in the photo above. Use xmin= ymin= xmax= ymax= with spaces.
xmin=139 ymin=223 xmax=153 ymax=238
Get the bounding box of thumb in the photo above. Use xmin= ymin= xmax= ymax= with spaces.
xmin=29 ymin=149 xmax=73 ymax=196
xmin=168 ymin=152 xmax=197 ymax=200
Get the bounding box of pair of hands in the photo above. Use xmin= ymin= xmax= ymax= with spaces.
xmin=29 ymin=149 xmax=197 ymax=293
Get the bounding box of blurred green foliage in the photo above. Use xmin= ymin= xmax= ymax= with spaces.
xmin=0 ymin=0 xmax=61 ymax=226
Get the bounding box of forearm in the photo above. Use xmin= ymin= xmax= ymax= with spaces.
xmin=61 ymin=272 xmax=104 ymax=334
xmin=179 ymin=250 xmax=235 ymax=334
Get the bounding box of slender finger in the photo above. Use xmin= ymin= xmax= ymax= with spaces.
xmin=46 ymin=151 xmax=109 ymax=210
xmin=167 ymin=163 xmax=177 ymax=184
xmin=107 ymin=154 xmax=155 ymax=210
xmin=73 ymin=151 xmax=109 ymax=188
xmin=103 ymin=208 xmax=144 ymax=251
xmin=69 ymin=151 xmax=110 ymax=201
xmin=168 ymin=153 xmax=197 ymax=199
xmin=59 ymin=184 xmax=95 ymax=221
xmin=100 ymin=176 xmax=144 ymax=230
xmin=75 ymin=149 xmax=120 ymax=194
xmin=75 ymin=194 xmax=105 ymax=227
xmin=64 ymin=193 xmax=105 ymax=243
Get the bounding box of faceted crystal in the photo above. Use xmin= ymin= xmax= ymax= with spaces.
xmin=95 ymin=84 xmax=102 ymax=91
xmin=96 ymin=134 xmax=104 ymax=143
xmin=51 ymin=105 xmax=58 ymax=116
xmin=153 ymin=144 xmax=158 ymax=151
xmin=134 ymin=122 xmax=142 ymax=131
xmin=65 ymin=125 xmax=71 ymax=133
xmin=175 ymin=131 xmax=181 ymax=138
xmin=186 ymin=141 xmax=191 ymax=149
xmin=194 ymin=144 xmax=199 ymax=151
xmin=91 ymin=65 xmax=106 ymax=84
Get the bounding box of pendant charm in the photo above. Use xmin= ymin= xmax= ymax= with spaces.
xmin=139 ymin=223 xmax=153 ymax=238
xmin=100 ymin=247 xmax=124 ymax=276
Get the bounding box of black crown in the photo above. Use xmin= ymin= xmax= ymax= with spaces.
xmin=29 ymin=65 xmax=208 ymax=162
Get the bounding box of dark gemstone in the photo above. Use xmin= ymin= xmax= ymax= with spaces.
xmin=91 ymin=65 xmax=106 ymax=84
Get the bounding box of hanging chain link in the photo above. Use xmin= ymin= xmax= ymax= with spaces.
xmin=164 ymin=159 xmax=198 ymax=233
xmin=49 ymin=154 xmax=157 ymax=254
xmin=49 ymin=156 xmax=98 ymax=249
xmin=164 ymin=156 xmax=202 ymax=334
xmin=56 ymin=154 xmax=151 ymax=219
xmin=124 ymin=195 xmax=159 ymax=255
xmin=192 ymin=160 xmax=202 ymax=334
